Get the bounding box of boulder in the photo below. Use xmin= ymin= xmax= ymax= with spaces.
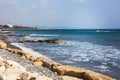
xmin=0 ymin=41 xmax=7 ymax=49
xmin=52 ymin=65 xmax=115 ymax=80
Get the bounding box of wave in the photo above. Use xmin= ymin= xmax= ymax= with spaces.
xmin=11 ymin=43 xmax=48 ymax=58
xmin=95 ymin=30 xmax=115 ymax=32
xmin=24 ymin=36 xmax=48 ymax=40
xmin=60 ymin=41 xmax=120 ymax=71
xmin=30 ymin=34 xmax=60 ymax=37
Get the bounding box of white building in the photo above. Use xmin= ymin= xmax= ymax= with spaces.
xmin=6 ymin=24 xmax=13 ymax=28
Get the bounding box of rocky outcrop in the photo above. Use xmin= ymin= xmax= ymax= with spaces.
xmin=0 ymin=56 xmax=52 ymax=80
xmin=5 ymin=47 xmax=115 ymax=80
xmin=19 ymin=39 xmax=66 ymax=44
xmin=0 ymin=40 xmax=7 ymax=49
xmin=52 ymin=65 xmax=115 ymax=80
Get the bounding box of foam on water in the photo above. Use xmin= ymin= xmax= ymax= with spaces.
xmin=68 ymin=41 xmax=120 ymax=60
xmin=30 ymin=34 xmax=59 ymax=37
xmin=24 ymin=36 xmax=48 ymax=40
xmin=11 ymin=43 xmax=47 ymax=58
xmin=38 ymin=41 xmax=120 ymax=72
xmin=95 ymin=30 xmax=115 ymax=32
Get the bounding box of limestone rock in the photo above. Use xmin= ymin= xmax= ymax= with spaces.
xmin=53 ymin=65 xmax=115 ymax=80
xmin=42 ymin=59 xmax=61 ymax=69
xmin=0 ymin=41 xmax=7 ymax=49
xmin=61 ymin=76 xmax=83 ymax=80
xmin=33 ymin=61 xmax=43 ymax=67
xmin=22 ymin=52 xmax=31 ymax=60
xmin=29 ymin=56 xmax=37 ymax=61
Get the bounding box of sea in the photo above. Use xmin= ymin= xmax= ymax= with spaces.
xmin=7 ymin=29 xmax=120 ymax=80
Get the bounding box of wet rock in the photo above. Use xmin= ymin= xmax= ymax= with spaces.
xmin=19 ymin=39 xmax=66 ymax=44
xmin=52 ymin=39 xmax=66 ymax=44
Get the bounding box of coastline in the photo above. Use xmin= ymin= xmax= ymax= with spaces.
xmin=0 ymin=31 xmax=116 ymax=80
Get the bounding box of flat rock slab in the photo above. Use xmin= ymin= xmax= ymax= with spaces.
xmin=61 ymin=76 xmax=83 ymax=80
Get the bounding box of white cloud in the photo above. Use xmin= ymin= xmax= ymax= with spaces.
xmin=0 ymin=0 xmax=18 ymax=5
xmin=32 ymin=4 xmax=38 ymax=9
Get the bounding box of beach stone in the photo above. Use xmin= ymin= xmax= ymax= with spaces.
xmin=53 ymin=65 xmax=115 ymax=80
xmin=33 ymin=61 xmax=43 ymax=67
xmin=0 ymin=41 xmax=7 ymax=49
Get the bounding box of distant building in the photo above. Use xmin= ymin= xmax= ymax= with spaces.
xmin=6 ymin=24 xmax=13 ymax=28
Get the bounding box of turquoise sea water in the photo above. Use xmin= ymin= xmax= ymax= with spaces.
xmin=8 ymin=29 xmax=120 ymax=80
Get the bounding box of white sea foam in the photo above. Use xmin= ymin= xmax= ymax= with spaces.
xmin=94 ymin=65 xmax=109 ymax=72
xmin=95 ymin=30 xmax=115 ymax=32
xmin=61 ymin=41 xmax=120 ymax=71
xmin=24 ymin=36 xmax=48 ymax=40
xmin=11 ymin=43 xmax=47 ymax=58
xmin=30 ymin=34 xmax=59 ymax=37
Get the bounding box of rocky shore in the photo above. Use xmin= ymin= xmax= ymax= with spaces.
xmin=0 ymin=32 xmax=116 ymax=80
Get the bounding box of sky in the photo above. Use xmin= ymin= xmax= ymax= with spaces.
xmin=0 ymin=0 xmax=120 ymax=29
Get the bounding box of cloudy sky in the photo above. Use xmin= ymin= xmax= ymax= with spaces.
xmin=0 ymin=0 xmax=120 ymax=29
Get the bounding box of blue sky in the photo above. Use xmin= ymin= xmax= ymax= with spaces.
xmin=0 ymin=0 xmax=120 ymax=29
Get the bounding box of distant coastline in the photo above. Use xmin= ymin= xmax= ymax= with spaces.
xmin=0 ymin=24 xmax=38 ymax=30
